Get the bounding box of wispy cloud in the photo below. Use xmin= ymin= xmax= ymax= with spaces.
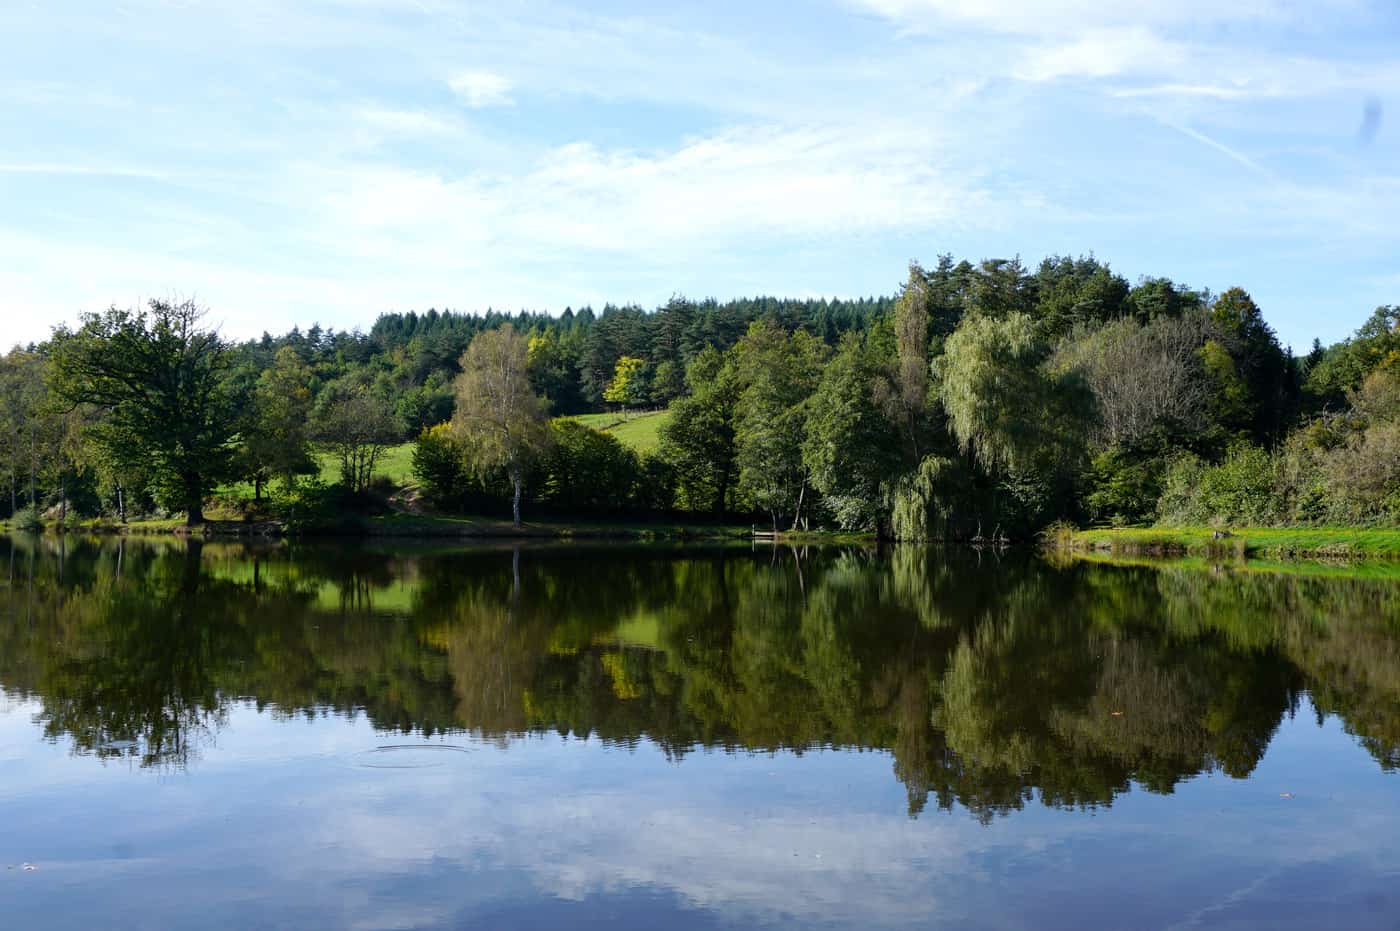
xmin=1 ymin=0 xmax=1397 ymax=350
xmin=448 ymin=70 xmax=514 ymax=108
xmin=851 ymin=0 xmax=1344 ymax=34
xmin=1165 ymin=123 xmax=1273 ymax=177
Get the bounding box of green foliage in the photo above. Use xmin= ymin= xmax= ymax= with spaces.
xmin=1033 ymin=254 xmax=1130 ymax=338
xmin=313 ymin=381 xmax=400 ymax=494
xmin=939 ymin=313 xmax=1091 ymax=531
xmin=659 ymin=348 xmax=739 ymax=515
xmin=1306 ymin=306 xmax=1400 ymax=406
xmin=9 ymin=506 xmax=42 ymax=531
xmin=941 ymin=313 xmax=1050 ymax=473
xmin=890 ymin=456 xmax=966 ymax=542
xmin=731 ymin=322 xmax=827 ymax=529
xmin=1208 ymin=287 xmax=1297 ymax=444
xmin=1160 ymin=368 xmax=1400 ymax=529
xmin=411 ymin=424 xmax=472 ymax=509
xmin=239 ymin=346 xmax=317 ymax=497
xmin=649 ymin=359 xmax=685 ymax=405
xmin=526 ymin=328 xmax=587 ymax=415
xmin=539 ymin=420 xmax=643 ymax=512
xmin=1084 ymin=444 xmax=1166 ymax=526
xmin=1158 ymin=447 xmax=1280 ymax=527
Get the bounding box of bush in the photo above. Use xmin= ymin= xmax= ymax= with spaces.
xmin=9 ymin=507 xmax=42 ymax=531
xmin=1085 ymin=447 xmax=1163 ymax=526
xmin=1158 ymin=445 xmax=1279 ymax=527
xmin=267 ymin=479 xmax=358 ymax=531
xmin=411 ymin=424 xmax=472 ymax=509
xmin=537 ymin=420 xmax=643 ymax=513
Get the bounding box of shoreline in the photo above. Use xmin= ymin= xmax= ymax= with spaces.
xmin=1063 ymin=526 xmax=1400 ymax=560
xmin=1 ymin=513 xmax=759 ymax=542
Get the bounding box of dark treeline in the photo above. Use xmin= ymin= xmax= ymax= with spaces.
xmin=1 ymin=253 xmax=1396 ymax=535
xmin=2 ymin=538 xmax=1397 ymax=817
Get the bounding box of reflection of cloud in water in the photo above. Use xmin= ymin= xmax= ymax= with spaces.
xmin=4 ymin=697 xmax=1400 ymax=928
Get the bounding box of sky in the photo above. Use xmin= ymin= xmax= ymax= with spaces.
xmin=2 ymin=0 xmax=1398 ymax=352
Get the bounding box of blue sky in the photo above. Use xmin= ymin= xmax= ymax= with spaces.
xmin=2 ymin=0 xmax=1398 ymax=351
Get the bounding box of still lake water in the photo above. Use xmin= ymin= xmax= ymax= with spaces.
xmin=2 ymin=535 xmax=1398 ymax=930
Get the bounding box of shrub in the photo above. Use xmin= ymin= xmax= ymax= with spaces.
xmin=1158 ymin=446 xmax=1279 ymax=527
xmin=411 ymin=424 xmax=472 ymax=509
xmin=10 ymin=507 xmax=43 ymax=531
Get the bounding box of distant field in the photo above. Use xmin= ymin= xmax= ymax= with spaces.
xmin=215 ymin=410 xmax=670 ymax=503
xmin=570 ymin=408 xmax=671 ymax=455
xmin=218 ymin=443 xmax=416 ymax=500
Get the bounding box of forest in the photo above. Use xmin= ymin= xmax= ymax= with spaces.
xmin=1 ymin=253 xmax=1397 ymax=538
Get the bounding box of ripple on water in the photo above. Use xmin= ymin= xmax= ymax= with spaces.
xmin=351 ymin=743 xmax=474 ymax=770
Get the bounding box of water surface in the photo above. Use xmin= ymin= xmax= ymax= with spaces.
xmin=2 ymin=536 xmax=1398 ymax=929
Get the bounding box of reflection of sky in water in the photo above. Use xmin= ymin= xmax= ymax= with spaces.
xmin=2 ymin=693 xmax=1397 ymax=930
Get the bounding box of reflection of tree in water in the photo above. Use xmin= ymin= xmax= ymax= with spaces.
xmin=2 ymin=537 xmax=246 ymax=768
xmin=1 ymin=536 xmax=1398 ymax=814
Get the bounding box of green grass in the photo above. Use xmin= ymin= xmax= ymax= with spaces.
xmin=1068 ymin=526 xmax=1400 ymax=559
xmin=217 ymin=443 xmax=417 ymax=501
xmin=569 ymin=409 xmax=672 ymax=455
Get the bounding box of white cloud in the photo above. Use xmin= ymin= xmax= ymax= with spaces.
xmin=448 ymin=70 xmax=514 ymax=108
xmin=300 ymin=121 xmax=1003 ymax=274
xmin=1017 ymin=28 xmax=1182 ymax=82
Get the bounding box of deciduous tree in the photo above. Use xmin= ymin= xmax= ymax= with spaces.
xmin=50 ymin=300 xmax=237 ymax=525
xmin=452 ymin=325 xmax=551 ymax=527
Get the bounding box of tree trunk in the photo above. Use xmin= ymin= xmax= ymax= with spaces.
xmin=254 ymin=475 xmax=263 ymax=502
xmin=714 ymin=472 xmax=729 ymax=520
xmin=59 ymin=478 xmax=67 ymax=525
xmin=511 ymin=468 xmax=523 ymax=528
xmin=789 ymin=481 xmax=807 ymax=532
xmin=185 ymin=473 xmax=205 ymax=526
xmin=117 ymin=484 xmax=126 ymax=524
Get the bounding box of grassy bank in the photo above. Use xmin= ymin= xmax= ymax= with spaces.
xmin=1065 ymin=526 xmax=1400 ymax=559
xmin=3 ymin=512 xmax=753 ymax=542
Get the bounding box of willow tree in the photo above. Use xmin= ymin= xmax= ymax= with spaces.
xmin=452 ymin=325 xmax=550 ymax=527
xmin=50 ymin=300 xmax=237 ymax=525
xmin=939 ymin=312 xmax=1091 ymax=531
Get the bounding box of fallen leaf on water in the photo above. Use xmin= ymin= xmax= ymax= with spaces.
xmin=1110 ymin=711 xmax=1124 ymax=716
xmin=1279 ymin=793 xmax=1294 ymax=799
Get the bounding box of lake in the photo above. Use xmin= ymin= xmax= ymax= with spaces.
xmin=2 ymin=535 xmax=1398 ymax=930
